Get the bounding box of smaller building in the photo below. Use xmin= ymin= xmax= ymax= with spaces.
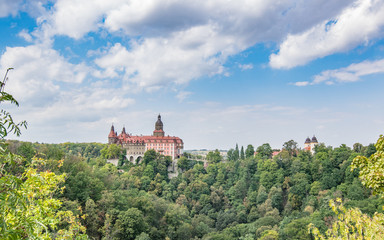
xmin=304 ymin=135 xmax=318 ymax=154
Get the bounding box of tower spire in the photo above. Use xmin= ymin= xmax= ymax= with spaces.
xmin=154 ymin=114 xmax=164 ymax=137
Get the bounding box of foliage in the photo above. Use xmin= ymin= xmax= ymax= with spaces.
xmin=351 ymin=135 xmax=384 ymax=195
xmin=206 ymin=149 xmax=222 ymax=164
xmin=101 ymin=143 xmax=123 ymax=159
xmin=309 ymin=135 xmax=384 ymax=239
xmin=245 ymin=144 xmax=254 ymax=159
xmin=309 ymin=199 xmax=384 ymax=240
xmin=0 ymin=70 xmax=86 ymax=239
xmin=0 ymin=146 xmax=87 ymax=239
xmin=256 ymin=143 xmax=273 ymax=159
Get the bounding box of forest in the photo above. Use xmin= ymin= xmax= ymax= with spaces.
xmin=2 ymin=135 xmax=384 ymax=240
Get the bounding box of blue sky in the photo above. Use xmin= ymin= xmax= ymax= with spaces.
xmin=1 ymin=0 xmax=384 ymax=150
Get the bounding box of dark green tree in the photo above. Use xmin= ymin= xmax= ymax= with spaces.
xmin=143 ymin=149 xmax=157 ymax=164
xmin=283 ymin=140 xmax=298 ymax=157
xmin=240 ymin=146 xmax=245 ymax=160
xmin=206 ymin=150 xmax=222 ymax=164
xmin=245 ymin=144 xmax=255 ymax=158
xmin=116 ymin=208 xmax=148 ymax=240
xmin=234 ymin=144 xmax=240 ymax=161
xmin=353 ymin=143 xmax=363 ymax=153
xmin=257 ymin=143 xmax=273 ymax=159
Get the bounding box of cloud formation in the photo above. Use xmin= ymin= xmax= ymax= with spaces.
xmin=30 ymin=0 xmax=354 ymax=90
xmin=313 ymin=59 xmax=384 ymax=84
xmin=0 ymin=45 xmax=90 ymax=105
xmin=0 ymin=0 xmax=23 ymax=17
xmin=270 ymin=0 xmax=384 ymax=69
xmin=1 ymin=0 xmax=383 ymax=148
xmin=292 ymin=58 xmax=384 ymax=86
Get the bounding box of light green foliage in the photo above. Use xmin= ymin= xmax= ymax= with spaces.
xmin=101 ymin=143 xmax=123 ymax=159
xmin=351 ymin=135 xmax=384 ymax=195
xmin=0 ymin=155 xmax=87 ymax=239
xmin=259 ymin=230 xmax=279 ymax=240
xmin=0 ymin=70 xmax=86 ymax=239
xmin=309 ymin=199 xmax=384 ymax=240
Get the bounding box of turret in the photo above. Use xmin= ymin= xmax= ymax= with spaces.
xmin=304 ymin=137 xmax=311 ymax=151
xmin=153 ymin=114 xmax=165 ymax=137
xmin=310 ymin=135 xmax=319 ymax=153
xmin=108 ymin=125 xmax=118 ymax=144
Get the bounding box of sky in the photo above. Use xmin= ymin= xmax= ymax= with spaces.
xmin=0 ymin=0 xmax=384 ymax=150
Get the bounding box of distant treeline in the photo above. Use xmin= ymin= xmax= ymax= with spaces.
xmin=6 ymin=140 xmax=106 ymax=160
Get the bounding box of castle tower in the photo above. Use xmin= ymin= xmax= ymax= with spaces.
xmin=153 ymin=114 xmax=165 ymax=137
xmin=122 ymin=126 xmax=126 ymax=134
xmin=108 ymin=125 xmax=118 ymax=144
xmin=304 ymin=137 xmax=311 ymax=151
xmin=310 ymin=135 xmax=318 ymax=153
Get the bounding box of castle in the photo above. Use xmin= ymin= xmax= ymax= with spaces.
xmin=108 ymin=114 xmax=184 ymax=164
xmin=304 ymin=135 xmax=318 ymax=154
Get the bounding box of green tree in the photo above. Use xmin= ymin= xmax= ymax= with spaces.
xmin=17 ymin=142 xmax=35 ymax=161
xmin=206 ymin=150 xmax=222 ymax=164
xmin=0 ymin=70 xmax=86 ymax=239
xmin=283 ymin=140 xmax=298 ymax=157
xmin=309 ymin=199 xmax=384 ymax=240
xmin=101 ymin=143 xmax=123 ymax=159
xmin=257 ymin=143 xmax=273 ymax=159
xmin=310 ymin=135 xmax=384 ymax=239
xmin=234 ymin=144 xmax=240 ymax=161
xmin=245 ymin=144 xmax=255 ymax=158
xmin=85 ymin=198 xmax=101 ymax=239
xmin=365 ymin=143 xmax=376 ymax=157
xmin=352 ymin=135 xmax=384 ymax=195
xmin=143 ymin=149 xmax=157 ymax=164
xmin=240 ymin=146 xmax=245 ymax=160
xmin=353 ymin=142 xmax=363 ymax=153
xmin=116 ymin=208 xmax=148 ymax=240
xmin=227 ymin=148 xmax=235 ymax=161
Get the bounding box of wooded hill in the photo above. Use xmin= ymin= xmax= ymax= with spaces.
xmin=3 ymin=138 xmax=384 ymax=240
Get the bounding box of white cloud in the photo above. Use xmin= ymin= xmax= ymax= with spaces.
xmin=238 ymin=64 xmax=253 ymax=71
xmin=28 ymin=0 xmax=354 ymax=89
xmin=0 ymin=44 xmax=136 ymax=143
xmin=0 ymin=0 xmax=49 ymax=18
xmin=0 ymin=0 xmax=23 ymax=17
xmin=293 ymin=81 xmax=309 ymax=87
xmin=18 ymin=29 xmax=33 ymax=42
xmin=314 ymin=59 xmax=384 ymax=84
xmin=292 ymin=58 xmax=384 ymax=86
xmin=270 ymin=0 xmax=384 ymax=69
xmin=0 ymin=45 xmax=90 ymax=105
xmin=176 ymin=91 xmax=192 ymax=102
xmin=40 ymin=0 xmax=124 ymax=39
xmin=94 ymin=31 xmax=228 ymax=91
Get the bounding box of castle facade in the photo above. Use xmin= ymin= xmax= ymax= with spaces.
xmin=108 ymin=114 xmax=183 ymax=164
